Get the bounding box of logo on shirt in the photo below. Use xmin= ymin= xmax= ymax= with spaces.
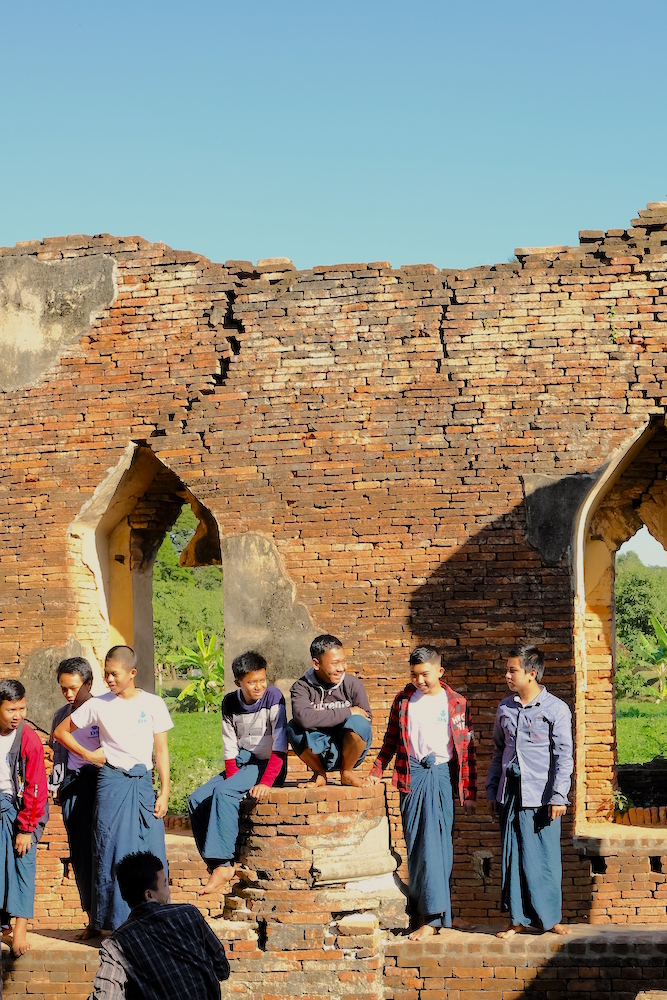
xmin=137 ymin=712 xmax=148 ymax=724
xmin=437 ymin=710 xmax=448 ymax=724
xmin=90 ymin=726 xmax=99 ymax=738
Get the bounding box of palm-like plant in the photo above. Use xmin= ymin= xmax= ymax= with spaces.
xmin=176 ymin=631 xmax=224 ymax=713
xmin=638 ymin=616 xmax=667 ymax=703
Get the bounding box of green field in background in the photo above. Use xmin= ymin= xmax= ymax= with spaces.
xmin=616 ymin=699 xmax=667 ymax=764
xmin=167 ymin=710 xmax=225 ymax=814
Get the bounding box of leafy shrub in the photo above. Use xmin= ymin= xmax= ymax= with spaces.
xmin=176 ymin=631 xmax=224 ymax=713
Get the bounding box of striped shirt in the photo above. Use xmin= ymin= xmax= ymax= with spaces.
xmin=221 ymin=686 xmax=287 ymax=762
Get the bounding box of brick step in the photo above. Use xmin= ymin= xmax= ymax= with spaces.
xmin=4 ymin=923 xmax=667 ymax=1000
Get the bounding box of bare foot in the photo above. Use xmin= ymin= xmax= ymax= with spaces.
xmin=298 ymin=773 xmax=327 ymax=789
xmin=340 ymin=769 xmax=369 ymax=788
xmin=199 ymin=864 xmax=236 ymax=895
xmin=550 ymin=923 xmax=570 ymax=936
xmin=408 ymin=923 xmax=438 ymax=941
xmin=496 ymin=924 xmax=525 ymax=939
xmin=452 ymin=917 xmax=476 ymax=931
xmin=11 ymin=918 xmax=29 ymax=957
xmin=75 ymin=924 xmax=101 ymax=941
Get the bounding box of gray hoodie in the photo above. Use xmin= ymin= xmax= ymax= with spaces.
xmin=290 ymin=668 xmax=372 ymax=731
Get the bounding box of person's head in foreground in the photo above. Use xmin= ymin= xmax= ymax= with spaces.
xmin=232 ymin=651 xmax=268 ymax=704
xmin=57 ymin=656 xmax=94 ymax=707
xmin=409 ymin=645 xmax=444 ymax=695
xmin=310 ymin=634 xmax=346 ymax=685
xmin=506 ymin=644 xmax=545 ymax=698
xmin=0 ymin=679 xmax=27 ymax=736
xmin=116 ymin=851 xmax=170 ymax=910
xmin=104 ymin=645 xmax=137 ymax=695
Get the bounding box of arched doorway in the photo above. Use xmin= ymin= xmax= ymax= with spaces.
xmin=573 ymin=417 xmax=667 ymax=825
xmin=68 ymin=443 xmax=221 ymax=690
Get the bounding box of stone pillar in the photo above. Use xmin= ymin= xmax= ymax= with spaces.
xmin=224 ymin=783 xmax=408 ymax=946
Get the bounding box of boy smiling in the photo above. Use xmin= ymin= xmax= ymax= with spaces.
xmin=287 ymin=634 xmax=373 ymax=788
xmin=188 ymin=651 xmax=287 ymax=895
xmin=369 ymin=646 xmax=476 ymax=940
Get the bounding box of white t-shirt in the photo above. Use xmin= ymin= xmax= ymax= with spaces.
xmin=68 ymin=718 xmax=101 ymax=771
xmin=71 ymin=690 xmax=174 ymax=771
xmin=0 ymin=731 xmax=16 ymax=795
xmin=408 ymin=689 xmax=453 ymax=765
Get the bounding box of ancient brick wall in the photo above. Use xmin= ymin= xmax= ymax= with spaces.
xmin=2 ymin=204 xmax=667 ymax=928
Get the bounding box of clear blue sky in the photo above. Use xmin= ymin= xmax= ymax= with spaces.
xmin=2 ymin=2 xmax=667 ymax=270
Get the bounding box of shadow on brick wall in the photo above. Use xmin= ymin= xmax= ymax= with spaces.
xmin=406 ymin=502 xmax=591 ymax=924
xmin=513 ymin=935 xmax=667 ymax=1000
xmin=385 ymin=927 xmax=667 ymax=1000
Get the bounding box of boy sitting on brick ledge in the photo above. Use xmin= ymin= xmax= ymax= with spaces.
xmin=188 ymin=650 xmax=288 ymax=895
xmin=287 ymin=634 xmax=373 ymax=788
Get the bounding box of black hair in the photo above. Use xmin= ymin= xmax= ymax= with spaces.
xmin=409 ymin=645 xmax=442 ymax=667
xmin=509 ymin=644 xmax=545 ymax=682
xmin=0 ymin=679 xmax=25 ymax=708
xmin=105 ymin=645 xmax=137 ymax=671
xmin=115 ymin=852 xmax=164 ymax=909
xmin=57 ymin=657 xmax=93 ymax=685
xmin=232 ymin=651 xmax=267 ymax=681
xmin=310 ymin=634 xmax=343 ymax=660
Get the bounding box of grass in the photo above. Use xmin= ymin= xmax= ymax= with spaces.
xmin=165 ymin=709 xmax=225 ymax=814
xmin=616 ymin=698 xmax=667 ymax=764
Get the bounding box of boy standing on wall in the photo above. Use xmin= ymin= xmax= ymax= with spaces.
xmin=0 ymin=679 xmax=49 ymax=956
xmin=287 ymin=634 xmax=373 ymax=788
xmin=368 ymin=646 xmax=476 ymax=940
xmin=486 ymin=644 xmax=573 ymax=938
xmin=188 ymin=651 xmax=288 ymax=895
xmin=54 ymin=645 xmax=173 ymax=931
xmin=49 ymin=656 xmax=101 ymax=938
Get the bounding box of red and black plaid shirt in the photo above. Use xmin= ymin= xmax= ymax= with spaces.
xmin=370 ymin=681 xmax=476 ymax=801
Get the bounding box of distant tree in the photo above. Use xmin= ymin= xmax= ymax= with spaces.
xmin=152 ymin=506 xmax=223 ymax=667
xmin=615 ymin=564 xmax=656 ymax=656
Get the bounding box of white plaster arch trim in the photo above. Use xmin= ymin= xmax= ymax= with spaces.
xmin=572 ymin=419 xmax=658 ymax=694
xmin=67 ymin=442 xmax=139 ymax=626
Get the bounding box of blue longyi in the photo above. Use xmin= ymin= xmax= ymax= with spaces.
xmin=92 ymin=763 xmax=167 ymax=931
xmin=400 ymin=754 xmax=454 ymax=929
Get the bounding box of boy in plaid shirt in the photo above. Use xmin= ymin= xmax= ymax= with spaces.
xmin=369 ymin=646 xmax=476 ymax=939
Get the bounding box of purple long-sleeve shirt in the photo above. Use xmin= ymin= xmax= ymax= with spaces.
xmin=485 ymin=687 xmax=573 ymax=808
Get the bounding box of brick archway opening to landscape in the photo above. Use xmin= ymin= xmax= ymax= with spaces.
xmin=68 ymin=443 xmax=221 ymax=690
xmin=574 ymin=417 xmax=667 ymax=827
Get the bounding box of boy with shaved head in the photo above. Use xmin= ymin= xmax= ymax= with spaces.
xmin=55 ymin=645 xmax=173 ymax=932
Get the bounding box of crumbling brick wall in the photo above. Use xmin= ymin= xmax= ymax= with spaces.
xmin=2 ymin=204 xmax=667 ymax=924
